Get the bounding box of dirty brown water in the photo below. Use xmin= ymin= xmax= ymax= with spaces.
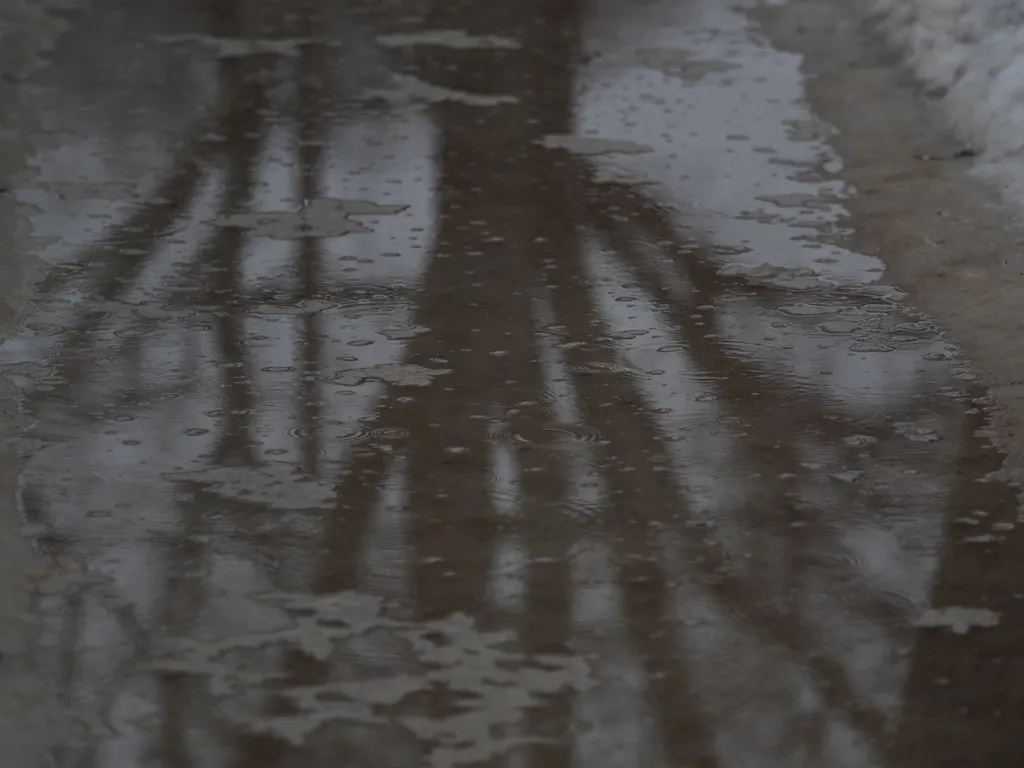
xmin=1 ymin=0 xmax=1023 ymax=766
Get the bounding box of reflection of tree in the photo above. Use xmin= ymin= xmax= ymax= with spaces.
xmin=888 ymin=410 xmax=1024 ymax=768
xmin=14 ymin=0 xmax=994 ymax=766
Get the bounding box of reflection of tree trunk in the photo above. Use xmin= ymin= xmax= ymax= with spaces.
xmin=890 ymin=413 xmax=1024 ymax=768
xmin=501 ymin=30 xmax=582 ymax=764
xmin=397 ymin=0 xmax=587 ymax=613
xmin=619 ymin=547 xmax=722 ymax=767
xmin=51 ymin=591 xmax=83 ymax=768
xmin=36 ymin=130 xmax=218 ymax=405
xmin=476 ymin=2 xmax=719 ymax=757
xmin=155 ymin=486 xmax=216 ymax=768
xmin=217 ymin=10 xmax=348 ymax=763
xmin=383 ymin=4 xmax=587 ymax=758
xmin=208 ymin=60 xmax=265 ymax=467
xmin=301 ymin=0 xmax=721 ymax=761
xmin=295 ymin=39 xmax=329 ymax=477
xmin=582 ymin=183 xmax=875 ymax=439
xmin=540 ymin=211 xmax=721 ymax=763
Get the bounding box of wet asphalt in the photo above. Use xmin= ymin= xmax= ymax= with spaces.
xmin=1 ymin=0 xmax=1023 ymax=766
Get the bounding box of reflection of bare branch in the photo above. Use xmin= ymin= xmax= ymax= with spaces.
xmin=552 ymin=263 xmax=888 ymax=746
xmin=580 ymin=173 xmax=887 ymax=442
xmin=35 ymin=127 xmax=220 ymax=301
xmin=35 ymin=64 xmax=267 ymax=421
xmin=575 ymin=170 xmax=957 ymax=753
xmin=17 ymin=0 xmax=986 ymax=765
xmin=206 ymin=61 xmax=267 ymax=467
xmin=523 ymin=162 xmax=723 ymax=760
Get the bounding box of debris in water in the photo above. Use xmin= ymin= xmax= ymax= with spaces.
xmin=830 ymin=470 xmax=864 ymax=483
xmin=913 ymin=607 xmax=1000 ymax=635
xmin=366 ymin=74 xmax=517 ymax=107
xmin=718 ymin=262 xmax=830 ymax=290
xmin=332 ymin=363 xmax=453 ymax=387
xmin=778 ymin=303 xmax=842 ymax=317
xmin=154 ymin=33 xmax=310 ymax=58
xmin=963 ymin=533 xmax=999 ymax=544
xmin=620 ymin=47 xmax=736 ymax=81
xmin=375 ymin=30 xmax=520 ymax=49
xmin=894 ymin=422 xmax=941 ymax=443
xmin=591 ymin=167 xmax=657 ymax=185
xmin=850 ymin=341 xmax=895 ymax=352
xmin=842 ymin=434 xmax=876 ymax=447
xmin=379 ymin=324 xmax=430 ymax=340
xmin=163 ymin=464 xmax=336 ymax=510
xmin=535 ymin=135 xmax=652 ymax=155
xmin=217 ymin=198 xmax=407 ymax=239
xmin=42 ymin=180 xmax=137 ymax=201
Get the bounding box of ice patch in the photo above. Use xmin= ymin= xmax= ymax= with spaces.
xmin=150 ymin=591 xmax=593 ymax=761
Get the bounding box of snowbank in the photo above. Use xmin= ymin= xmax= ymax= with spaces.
xmin=869 ymin=1 xmax=1024 ymax=171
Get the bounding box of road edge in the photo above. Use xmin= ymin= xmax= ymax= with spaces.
xmin=753 ymin=0 xmax=1024 ymax=495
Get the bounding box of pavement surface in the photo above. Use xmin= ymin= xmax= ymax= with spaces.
xmin=1 ymin=0 xmax=1024 ymax=766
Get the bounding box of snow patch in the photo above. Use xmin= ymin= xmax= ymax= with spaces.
xmin=867 ymin=0 xmax=1024 ymax=191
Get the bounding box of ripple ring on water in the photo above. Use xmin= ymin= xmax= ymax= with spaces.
xmin=286 ymin=423 xmax=372 ymax=441
xmin=486 ymin=424 xmax=605 ymax=446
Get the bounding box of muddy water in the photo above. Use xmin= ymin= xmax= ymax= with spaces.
xmin=1 ymin=0 xmax=1023 ymax=766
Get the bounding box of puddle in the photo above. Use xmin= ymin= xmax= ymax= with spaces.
xmin=1 ymin=0 xmax=1023 ymax=766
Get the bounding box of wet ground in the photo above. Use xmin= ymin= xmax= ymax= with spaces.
xmin=2 ymin=0 xmax=1024 ymax=766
